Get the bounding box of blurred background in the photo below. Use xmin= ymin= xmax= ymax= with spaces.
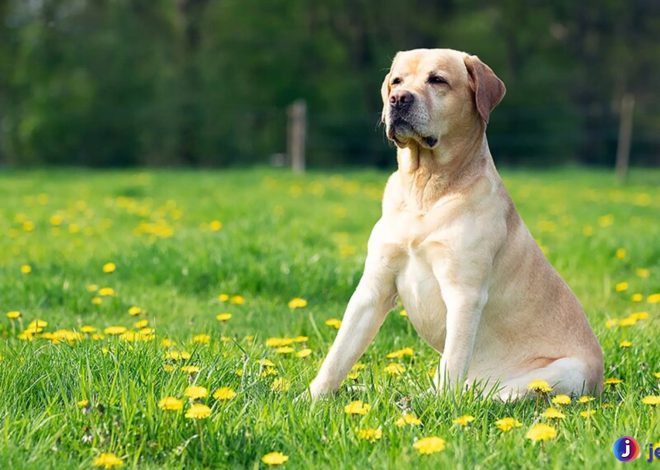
xmin=0 ymin=0 xmax=658 ymax=169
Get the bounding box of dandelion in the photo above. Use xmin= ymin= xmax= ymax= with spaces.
xmin=98 ymin=287 xmax=115 ymax=296
xmin=641 ymin=396 xmax=660 ymax=406
xmin=630 ymin=293 xmax=643 ymax=302
xmin=357 ymin=428 xmax=382 ymax=442
xmin=399 ymin=309 xmax=408 ymax=317
xmin=396 ymin=413 xmax=422 ymax=427
xmin=526 ymin=423 xmax=557 ymax=442
xmin=453 ymin=415 xmax=475 ymax=426
xmin=6 ymin=311 xmax=21 ymax=319
xmin=261 ymin=452 xmax=289 ymax=466
xmin=184 ymin=386 xmax=208 ymax=400
xmin=209 ymin=220 xmax=223 ymax=231
xmin=81 ymin=325 xmax=96 ymax=333
xmin=413 ymin=436 xmax=446 ymax=454
xmin=615 ymin=248 xmax=626 ymax=259
xmin=158 ymin=397 xmax=183 ymax=411
xmin=296 ymin=348 xmax=312 ymax=358
xmin=266 ymin=337 xmax=295 ymax=347
xmin=647 ymin=293 xmax=660 ymax=303
xmin=104 ymin=326 xmax=127 ymax=335
xmin=218 ymin=293 xmax=229 ymax=302
xmin=86 ymin=284 xmax=99 ymax=292
xmin=636 ymin=268 xmax=650 ymax=278
xmin=128 ymin=306 xmax=142 ymax=316
xmin=293 ymin=335 xmax=308 ymax=343
xmin=551 ymin=394 xmax=571 ymax=406
xmin=193 ymin=334 xmax=210 ymax=344
xmin=580 ymin=410 xmax=595 ymax=418
xmin=615 ymin=282 xmax=628 ymax=292
xmin=527 ymin=379 xmax=552 ymax=393
xmin=20 ymin=264 xmax=32 ymax=274
xmin=577 ymin=396 xmax=595 ymax=404
xmin=654 ymin=372 xmax=660 ymax=379
xmin=102 ymin=263 xmax=116 ymax=273
xmin=619 ymin=340 xmax=632 ymax=348
xmin=77 ymin=399 xmax=90 ymax=408
xmin=325 ymin=318 xmax=341 ymax=329
xmin=185 ymin=403 xmax=211 ymax=419
xmin=230 ymin=295 xmax=245 ymax=305
xmin=288 ymin=298 xmax=308 ymax=309
xmin=216 ymin=313 xmax=232 ymax=322
xmin=92 ymin=297 xmax=102 ymax=305
xmin=605 ymin=319 xmax=619 ymax=329
xmin=495 ymin=417 xmax=522 ymax=432
xmin=271 ymin=378 xmax=290 ymax=392
xmin=542 ymin=408 xmax=565 ymax=419
xmin=134 ymin=319 xmax=148 ymax=329
xmin=275 ymin=346 xmax=294 ymax=354
xmin=181 ymin=366 xmax=200 ymax=375
xmin=384 ymin=363 xmax=405 ymax=376
xmin=604 ymin=378 xmax=622 ymax=385
xmin=161 ymin=338 xmax=175 ymax=348
xmin=213 ymin=387 xmax=237 ymax=401
xmin=344 ymin=400 xmax=371 ymax=415
xmin=92 ymin=452 xmax=123 ymax=468
xmin=629 ymin=311 xmax=649 ymax=321
xmin=386 ymin=347 xmax=414 ymax=359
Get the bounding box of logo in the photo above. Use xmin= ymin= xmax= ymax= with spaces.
xmin=613 ymin=436 xmax=640 ymax=462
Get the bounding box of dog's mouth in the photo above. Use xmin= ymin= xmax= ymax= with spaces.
xmin=387 ymin=118 xmax=438 ymax=149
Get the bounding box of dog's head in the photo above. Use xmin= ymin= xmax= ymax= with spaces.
xmin=381 ymin=48 xmax=506 ymax=149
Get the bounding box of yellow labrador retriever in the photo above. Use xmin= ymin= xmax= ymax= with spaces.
xmin=309 ymin=48 xmax=603 ymax=400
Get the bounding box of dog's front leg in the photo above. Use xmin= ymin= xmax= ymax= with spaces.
xmin=432 ymin=260 xmax=490 ymax=392
xmin=309 ymin=258 xmax=396 ymax=400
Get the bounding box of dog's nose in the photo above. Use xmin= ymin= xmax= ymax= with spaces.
xmin=389 ymin=90 xmax=414 ymax=111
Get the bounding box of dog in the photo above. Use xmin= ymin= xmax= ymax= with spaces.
xmin=309 ymin=48 xmax=603 ymax=401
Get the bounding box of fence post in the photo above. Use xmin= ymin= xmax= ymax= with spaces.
xmin=287 ymin=100 xmax=307 ymax=173
xmin=615 ymin=93 xmax=635 ymax=183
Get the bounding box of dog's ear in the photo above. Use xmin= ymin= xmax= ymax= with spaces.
xmin=380 ymin=72 xmax=391 ymax=123
xmin=464 ymin=55 xmax=506 ymax=124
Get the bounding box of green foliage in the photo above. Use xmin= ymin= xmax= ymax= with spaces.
xmin=0 ymin=168 xmax=658 ymax=468
xmin=0 ymin=1 xmax=658 ymax=167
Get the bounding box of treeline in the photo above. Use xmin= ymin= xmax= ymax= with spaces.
xmin=0 ymin=0 xmax=658 ymax=168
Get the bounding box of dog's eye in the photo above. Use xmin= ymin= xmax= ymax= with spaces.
xmin=427 ymin=75 xmax=448 ymax=85
xmin=391 ymin=77 xmax=402 ymax=85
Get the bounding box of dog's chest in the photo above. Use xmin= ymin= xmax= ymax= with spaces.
xmin=395 ymin=249 xmax=447 ymax=352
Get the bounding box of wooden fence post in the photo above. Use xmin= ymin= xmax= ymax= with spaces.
xmin=615 ymin=93 xmax=635 ymax=183
xmin=287 ymin=100 xmax=307 ymax=173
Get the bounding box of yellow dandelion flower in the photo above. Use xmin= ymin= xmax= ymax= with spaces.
xmin=630 ymin=293 xmax=643 ymax=302
xmin=288 ymin=297 xmax=308 ymax=309
xmin=209 ymin=220 xmax=223 ymax=232
xmin=80 ymin=325 xmax=96 ymax=333
xmin=185 ymin=403 xmax=211 ymax=419
xmin=261 ymin=452 xmax=288 ymax=466
xmin=20 ymin=264 xmax=32 ymax=274
xmin=654 ymin=372 xmax=660 ymax=379
xmin=525 ymin=423 xmax=557 ymax=442
xmin=635 ymin=268 xmax=650 ymax=278
xmin=399 ymin=309 xmax=408 ymax=317
xmin=163 ymin=364 xmax=176 ymax=373
xmin=259 ymin=358 xmax=275 ymax=367
xmin=618 ymin=317 xmax=637 ymax=327
xmin=158 ymin=397 xmax=183 ymax=411
xmin=266 ymin=337 xmax=295 ymax=347
xmin=161 ymin=338 xmax=174 ymax=348
xmin=183 ymin=385 xmax=208 ymax=400
xmin=413 ymin=436 xmax=446 ymax=454
xmin=542 ymin=407 xmax=565 ymax=419
xmin=384 ymin=363 xmax=405 ymax=376
xmin=615 ymin=282 xmax=628 ymax=292
xmin=128 ymin=306 xmax=142 ymax=316
xmin=495 ymin=417 xmax=522 ymax=432
xmin=213 ymin=387 xmax=237 ymax=401
xmin=604 ymin=378 xmax=622 ymax=385
xmin=275 ymin=346 xmax=294 ymax=354
xmin=26 ymin=319 xmax=47 ymax=332
xmin=193 ymin=334 xmax=210 ymax=344
xmin=615 ymin=248 xmax=626 ymax=259
xmin=396 ymin=413 xmax=422 ymax=427
xmin=386 ymin=347 xmax=414 ymax=359
xmin=344 ymin=400 xmax=371 ymax=415
xmin=181 ymin=365 xmax=200 ymax=375
xmin=619 ymin=340 xmax=632 ymax=348
xmin=216 ymin=313 xmax=232 ymax=322
xmin=325 ymin=318 xmax=341 ymax=329
xmin=527 ymin=379 xmax=552 ymax=393
xmin=551 ymin=394 xmax=571 ymax=406
xmin=293 ymin=335 xmax=308 ymax=343
xmin=580 ymin=410 xmax=595 ymax=418
xmin=6 ymin=311 xmax=21 ymax=320
xmin=92 ymin=452 xmax=123 ymax=468
xmin=104 ymin=326 xmax=127 ymax=335
xmin=271 ymin=378 xmax=290 ymax=392
xmin=641 ymin=396 xmax=660 ymax=406
xmin=92 ymin=297 xmax=103 ymax=305
xmin=98 ymin=287 xmax=115 ymax=296
xmin=629 ymin=311 xmax=649 ymax=321
xmin=102 ymin=262 xmax=116 ymax=273
xmin=605 ymin=319 xmax=619 ymax=329
xmin=77 ymin=399 xmax=89 ymax=408
xmin=86 ymin=284 xmax=99 ymax=292
xmin=357 ymin=428 xmax=382 ymax=442
xmin=218 ymin=293 xmax=229 ymax=302
xmin=453 ymin=415 xmax=475 ymax=426
xmin=134 ymin=319 xmax=148 ymax=329
xmin=229 ymin=295 xmax=245 ymax=305
xmin=296 ymin=348 xmax=312 ymax=358
xmin=647 ymin=293 xmax=660 ymax=303
xmin=577 ymin=396 xmax=595 ymax=404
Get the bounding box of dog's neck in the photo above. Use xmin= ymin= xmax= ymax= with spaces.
xmin=395 ymin=124 xmax=493 ymax=211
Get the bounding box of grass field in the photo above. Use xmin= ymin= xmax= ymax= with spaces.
xmin=0 ymin=167 xmax=658 ymax=469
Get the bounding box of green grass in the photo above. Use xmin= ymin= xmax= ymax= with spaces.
xmin=0 ymin=167 xmax=658 ymax=469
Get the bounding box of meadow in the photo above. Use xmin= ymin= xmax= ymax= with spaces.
xmin=0 ymin=167 xmax=658 ymax=469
